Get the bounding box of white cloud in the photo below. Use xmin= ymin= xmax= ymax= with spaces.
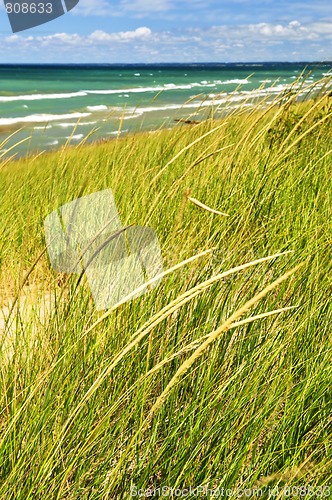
xmin=206 ymin=20 xmax=332 ymax=43
xmin=248 ymin=21 xmax=308 ymax=38
xmin=89 ymin=27 xmax=152 ymax=42
xmin=310 ymin=22 xmax=332 ymax=37
xmin=1 ymin=20 xmax=332 ymax=63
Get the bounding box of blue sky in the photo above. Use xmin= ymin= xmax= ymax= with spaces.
xmin=0 ymin=0 xmax=331 ymax=63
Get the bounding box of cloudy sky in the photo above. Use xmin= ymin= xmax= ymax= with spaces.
xmin=0 ymin=0 xmax=331 ymax=63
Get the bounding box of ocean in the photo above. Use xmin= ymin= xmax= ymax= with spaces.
xmin=0 ymin=62 xmax=331 ymax=158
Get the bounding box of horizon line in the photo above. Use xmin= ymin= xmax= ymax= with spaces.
xmin=0 ymin=60 xmax=331 ymax=66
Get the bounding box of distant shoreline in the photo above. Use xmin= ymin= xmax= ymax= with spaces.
xmin=0 ymin=61 xmax=331 ymax=67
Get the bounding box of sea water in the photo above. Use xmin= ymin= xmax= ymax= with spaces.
xmin=0 ymin=62 xmax=331 ymax=157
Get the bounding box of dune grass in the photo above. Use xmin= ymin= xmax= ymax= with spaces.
xmin=0 ymin=78 xmax=331 ymax=498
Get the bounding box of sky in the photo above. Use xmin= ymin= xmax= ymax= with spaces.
xmin=0 ymin=0 xmax=331 ymax=63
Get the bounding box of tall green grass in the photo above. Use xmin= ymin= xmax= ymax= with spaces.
xmin=0 ymin=78 xmax=331 ymax=498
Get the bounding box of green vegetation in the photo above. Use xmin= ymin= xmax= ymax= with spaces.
xmin=0 ymin=80 xmax=331 ymax=498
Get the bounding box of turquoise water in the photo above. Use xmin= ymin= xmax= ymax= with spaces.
xmin=0 ymin=63 xmax=331 ymax=157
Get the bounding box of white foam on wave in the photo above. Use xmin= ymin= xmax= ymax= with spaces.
xmin=86 ymin=105 xmax=108 ymax=111
xmin=56 ymin=119 xmax=98 ymax=128
xmin=107 ymin=129 xmax=129 ymax=135
xmin=67 ymin=134 xmax=84 ymax=140
xmin=79 ymin=121 xmax=98 ymax=126
xmin=84 ymin=82 xmax=218 ymax=96
xmin=86 ymin=85 xmax=186 ymax=95
xmin=122 ymin=82 xmax=303 ymax=119
xmin=45 ymin=140 xmax=59 ymax=146
xmin=123 ymin=100 xmax=227 ymax=118
xmin=0 ymin=91 xmax=87 ymax=102
xmin=34 ymin=125 xmax=52 ymax=130
xmin=57 ymin=123 xmax=77 ymax=128
xmin=214 ymin=79 xmax=250 ymax=85
xmin=0 ymin=80 xmax=248 ymax=105
xmin=239 ymin=83 xmax=297 ymax=97
xmin=259 ymin=83 xmax=298 ymax=94
xmin=0 ymin=112 xmax=91 ymax=126
xmin=208 ymin=92 xmax=227 ymax=98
